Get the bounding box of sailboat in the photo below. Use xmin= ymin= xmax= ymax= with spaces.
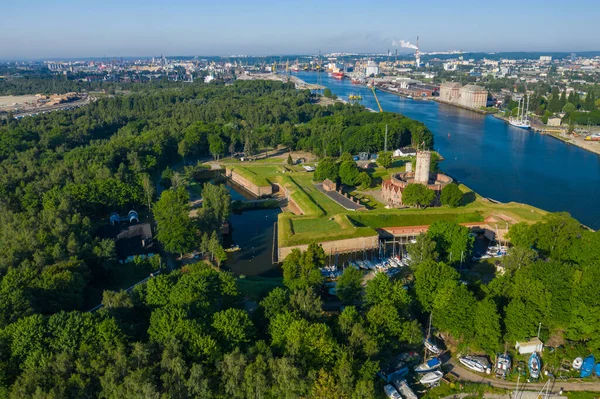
xmin=509 ymin=96 xmax=531 ymax=129
xmin=528 ymin=352 xmax=541 ymax=379
xmin=423 ymin=314 xmax=441 ymax=354
xmin=414 ymin=357 xmax=441 ymax=373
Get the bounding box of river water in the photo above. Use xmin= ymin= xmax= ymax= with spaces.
xmin=296 ymin=72 xmax=600 ymax=229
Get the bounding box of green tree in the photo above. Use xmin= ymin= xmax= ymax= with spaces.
xmin=440 ymin=183 xmax=463 ymax=207
xmin=290 ymin=287 xmax=323 ymax=321
xmin=427 ymin=221 xmax=474 ymax=264
xmin=208 ymin=134 xmax=226 ymax=160
xmin=562 ymin=102 xmax=576 ymax=114
xmin=472 ymin=298 xmax=502 ymax=354
xmin=153 ymin=187 xmax=196 ymax=256
xmin=323 ymin=88 xmax=334 ymax=99
xmin=314 ymin=157 xmax=339 ymax=182
xmin=402 ymin=183 xmax=436 ymax=208
xmin=377 ymin=151 xmax=393 ymax=169
xmin=260 ymin=287 xmax=290 ymax=320
xmin=432 ymin=281 xmax=476 ymax=339
xmin=364 ymin=272 xmax=410 ymax=310
xmin=357 ymin=172 xmax=371 ymax=190
xmin=336 ymin=267 xmax=363 ymax=304
xmin=338 ymin=161 xmax=359 ymax=186
xmin=212 ymin=308 xmax=254 ymax=351
xmin=287 ymin=153 xmax=293 ymax=165
xmin=406 ymin=233 xmax=438 ymax=265
xmin=414 ymin=260 xmax=459 ymax=311
xmin=282 ymin=245 xmax=325 ymax=290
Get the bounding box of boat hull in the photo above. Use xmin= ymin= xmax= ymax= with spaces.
xmin=420 ymin=371 xmax=443 ymax=385
xmin=581 ymin=355 xmax=595 ymax=378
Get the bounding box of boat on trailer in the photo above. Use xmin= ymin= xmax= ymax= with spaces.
xmin=580 ymin=355 xmax=595 ymax=378
xmin=414 ymin=357 xmax=441 ymax=373
xmin=529 ymin=352 xmax=541 ymax=379
xmin=420 ymin=371 xmax=443 ymax=385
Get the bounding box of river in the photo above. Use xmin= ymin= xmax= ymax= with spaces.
xmin=296 ymin=72 xmax=600 ymax=229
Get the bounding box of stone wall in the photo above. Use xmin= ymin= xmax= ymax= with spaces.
xmin=225 ymin=167 xmax=272 ymax=197
xmin=278 ymin=234 xmax=379 ymax=261
xmin=273 ymin=183 xmax=304 ymax=215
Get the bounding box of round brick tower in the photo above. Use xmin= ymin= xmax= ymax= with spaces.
xmin=414 ymin=151 xmax=431 ymax=183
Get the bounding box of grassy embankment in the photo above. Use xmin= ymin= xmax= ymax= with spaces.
xmin=220 ymin=164 xmax=548 ymax=249
xmin=229 ymin=165 xmax=275 ymax=188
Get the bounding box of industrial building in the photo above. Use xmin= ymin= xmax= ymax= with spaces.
xmin=365 ymin=60 xmax=379 ymax=77
xmin=439 ymin=82 xmax=488 ymax=109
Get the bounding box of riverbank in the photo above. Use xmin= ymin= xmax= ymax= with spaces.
xmin=432 ymin=97 xmax=497 ymax=114
xmin=493 ymin=114 xmax=600 ymax=156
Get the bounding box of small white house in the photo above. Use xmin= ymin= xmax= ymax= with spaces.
xmin=393 ymin=147 xmax=417 ymax=157
xmin=302 ymin=165 xmax=315 ymax=172
xmin=515 ymin=337 xmax=544 ymax=355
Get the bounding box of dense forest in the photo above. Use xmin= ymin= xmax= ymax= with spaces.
xmin=0 ymin=80 xmax=435 ymax=396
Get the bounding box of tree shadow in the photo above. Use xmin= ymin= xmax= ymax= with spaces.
xmin=461 ymin=191 xmax=476 ymax=206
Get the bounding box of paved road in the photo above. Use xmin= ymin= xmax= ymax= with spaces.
xmin=449 ymin=359 xmax=600 ymax=393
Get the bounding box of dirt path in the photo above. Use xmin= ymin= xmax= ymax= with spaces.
xmin=449 ymin=359 xmax=600 ymax=392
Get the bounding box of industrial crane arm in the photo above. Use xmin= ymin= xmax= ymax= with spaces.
xmin=371 ymin=85 xmax=383 ymax=113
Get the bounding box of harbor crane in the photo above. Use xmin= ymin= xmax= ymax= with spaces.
xmin=370 ymin=81 xmax=383 ymax=112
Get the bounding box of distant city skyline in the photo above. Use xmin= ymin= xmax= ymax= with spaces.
xmin=2 ymin=0 xmax=599 ymax=60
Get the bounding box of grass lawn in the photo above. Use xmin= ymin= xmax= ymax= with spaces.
xmin=370 ymin=163 xmax=407 ymax=187
xmin=291 ymin=174 xmax=347 ymax=215
xmin=236 ymin=276 xmax=284 ymax=301
xmin=229 ymin=166 xmax=272 ymax=187
xmin=277 ymin=175 xmax=325 ymax=216
xmin=349 ymin=210 xmax=485 ymax=228
xmin=278 ymin=213 xmax=377 ymax=247
xmin=349 ymin=191 xmax=385 ymax=210
xmin=292 ymin=217 xmax=340 ymax=234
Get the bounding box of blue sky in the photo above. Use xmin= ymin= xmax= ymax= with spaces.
xmin=2 ymin=0 xmax=598 ymax=59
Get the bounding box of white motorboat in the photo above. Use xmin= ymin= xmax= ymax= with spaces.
xmin=424 ymin=338 xmax=441 ymax=355
xmin=495 ymin=353 xmax=511 ymax=378
xmin=573 ymin=357 xmax=583 ymax=370
xmin=459 ymin=356 xmax=491 ymax=374
xmin=384 ymin=384 xmax=402 ymax=399
xmin=414 ymin=357 xmax=441 ymax=373
xmin=419 ymin=371 xmax=443 ymax=385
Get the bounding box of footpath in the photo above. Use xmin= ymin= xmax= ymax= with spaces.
xmin=449 ymin=359 xmax=600 ymax=393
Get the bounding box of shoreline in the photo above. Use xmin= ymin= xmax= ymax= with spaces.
xmin=492 ymin=114 xmax=600 ymax=156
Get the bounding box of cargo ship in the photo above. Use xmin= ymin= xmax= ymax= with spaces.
xmin=332 ymin=71 xmax=345 ymax=79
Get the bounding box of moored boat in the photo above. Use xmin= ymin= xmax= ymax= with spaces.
xmin=529 ymin=352 xmax=541 ymax=379
xmin=332 ymin=72 xmax=344 ymax=79
xmin=495 ymin=353 xmax=511 ymax=378
xmin=414 ymin=357 xmax=441 ymax=373
xmin=580 ymin=355 xmax=595 ymax=378
xmin=225 ymin=244 xmax=241 ymax=252
xmin=419 ymin=370 xmax=443 ymax=385
xmin=459 ymin=355 xmax=491 ymax=374
xmin=394 ymin=379 xmax=418 ymax=399
xmin=424 ymin=338 xmax=441 ymax=355
xmin=384 ymin=384 xmax=402 ymax=399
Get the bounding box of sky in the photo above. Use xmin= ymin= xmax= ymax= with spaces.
xmin=2 ymin=0 xmax=599 ymax=59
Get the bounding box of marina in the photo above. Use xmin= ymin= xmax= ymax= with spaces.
xmin=296 ymin=71 xmax=600 ymax=230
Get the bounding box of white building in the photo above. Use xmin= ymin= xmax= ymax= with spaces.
xmin=365 ymin=60 xmax=379 ymax=77
xmin=540 ymin=56 xmax=552 ymax=62
xmin=515 ymin=338 xmax=544 ymax=355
